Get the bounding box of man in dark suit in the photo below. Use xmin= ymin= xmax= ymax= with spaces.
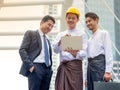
xmin=19 ymin=15 xmax=55 ymax=90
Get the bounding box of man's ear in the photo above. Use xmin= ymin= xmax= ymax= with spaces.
xmin=96 ymin=18 xmax=99 ymax=24
xmin=77 ymin=18 xmax=79 ymax=22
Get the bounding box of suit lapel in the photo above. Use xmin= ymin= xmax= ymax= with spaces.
xmin=36 ymin=30 xmax=42 ymax=49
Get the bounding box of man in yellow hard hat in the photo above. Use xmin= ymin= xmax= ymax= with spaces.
xmin=53 ymin=7 xmax=88 ymax=90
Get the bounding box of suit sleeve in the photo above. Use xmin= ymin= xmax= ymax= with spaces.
xmin=19 ymin=30 xmax=33 ymax=71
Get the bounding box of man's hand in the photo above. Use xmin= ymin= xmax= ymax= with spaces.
xmin=104 ymin=72 xmax=112 ymax=82
xmin=29 ymin=66 xmax=34 ymax=73
xmin=65 ymin=47 xmax=79 ymax=58
xmin=58 ymin=40 xmax=61 ymax=46
xmin=58 ymin=34 xmax=71 ymax=46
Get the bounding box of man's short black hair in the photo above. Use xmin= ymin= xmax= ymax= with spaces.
xmin=85 ymin=12 xmax=99 ymax=20
xmin=41 ymin=15 xmax=55 ymax=24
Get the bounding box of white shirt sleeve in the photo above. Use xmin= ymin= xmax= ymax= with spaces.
xmin=52 ymin=33 xmax=62 ymax=54
xmin=103 ymin=31 xmax=113 ymax=73
xmin=53 ymin=33 xmax=76 ymax=60
xmin=76 ymin=33 xmax=88 ymax=60
xmin=53 ymin=29 xmax=88 ymax=61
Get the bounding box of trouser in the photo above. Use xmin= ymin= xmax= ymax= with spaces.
xmin=87 ymin=54 xmax=105 ymax=90
xmin=28 ymin=63 xmax=53 ymax=90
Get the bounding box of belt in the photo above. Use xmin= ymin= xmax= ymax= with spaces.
xmin=34 ymin=63 xmax=51 ymax=69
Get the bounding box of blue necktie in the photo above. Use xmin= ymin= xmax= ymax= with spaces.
xmin=43 ymin=34 xmax=49 ymax=67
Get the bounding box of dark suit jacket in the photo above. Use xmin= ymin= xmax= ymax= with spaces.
xmin=19 ymin=30 xmax=52 ymax=77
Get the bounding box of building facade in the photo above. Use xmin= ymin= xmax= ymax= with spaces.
xmin=114 ymin=0 xmax=120 ymax=60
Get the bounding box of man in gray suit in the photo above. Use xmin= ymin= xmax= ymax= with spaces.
xmin=19 ymin=15 xmax=55 ymax=90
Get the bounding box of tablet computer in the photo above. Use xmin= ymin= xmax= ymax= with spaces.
xmin=61 ymin=36 xmax=82 ymax=50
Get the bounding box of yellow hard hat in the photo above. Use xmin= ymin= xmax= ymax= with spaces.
xmin=66 ymin=7 xmax=80 ymax=19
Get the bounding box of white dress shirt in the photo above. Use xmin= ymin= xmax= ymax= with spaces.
xmin=34 ymin=29 xmax=51 ymax=65
xmin=53 ymin=28 xmax=88 ymax=61
xmin=87 ymin=29 xmax=113 ymax=73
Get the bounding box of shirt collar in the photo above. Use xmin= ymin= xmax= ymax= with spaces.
xmin=38 ymin=29 xmax=48 ymax=38
xmin=67 ymin=28 xmax=77 ymax=33
xmin=90 ymin=28 xmax=100 ymax=39
xmin=38 ymin=29 xmax=44 ymax=36
xmin=92 ymin=28 xmax=100 ymax=35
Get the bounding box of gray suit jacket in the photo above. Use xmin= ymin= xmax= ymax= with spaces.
xmin=19 ymin=30 xmax=52 ymax=76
